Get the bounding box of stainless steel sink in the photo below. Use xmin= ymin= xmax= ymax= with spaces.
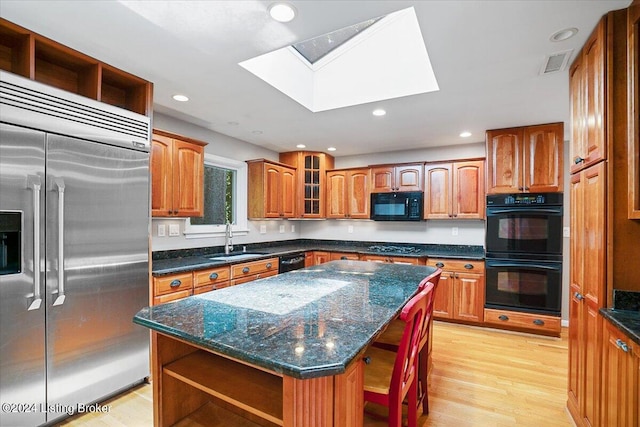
xmin=209 ymin=253 xmax=267 ymax=261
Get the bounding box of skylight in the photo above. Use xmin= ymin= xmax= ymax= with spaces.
xmin=239 ymin=7 xmax=439 ymax=113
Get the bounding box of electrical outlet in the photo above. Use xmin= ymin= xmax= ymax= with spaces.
xmin=451 ymin=227 xmax=459 ymax=236
xmin=291 ymin=225 xmax=295 ymax=233
xmin=169 ymin=224 xmax=180 ymax=237
xmin=348 ymin=225 xmax=354 ymax=234
xmin=260 ymin=225 xmax=267 ymax=234
xmin=563 ymin=226 xmax=570 ymax=238
xmin=157 ymin=224 xmax=166 ymax=237
xmin=279 ymin=225 xmax=285 ymax=233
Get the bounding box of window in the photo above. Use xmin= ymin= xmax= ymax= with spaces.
xmin=184 ymin=154 xmax=248 ymax=238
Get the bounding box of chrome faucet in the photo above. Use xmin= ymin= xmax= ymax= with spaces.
xmin=224 ymin=221 xmax=234 ymax=254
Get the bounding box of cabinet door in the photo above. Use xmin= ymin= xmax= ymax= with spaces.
xmin=314 ymin=251 xmax=331 ymax=265
xmin=424 ymin=163 xmax=452 ymax=219
xmin=326 ymin=171 xmax=347 ymax=218
xmin=281 ymin=166 xmax=296 ymax=217
xmin=347 ymin=169 xmax=370 ymax=218
xmin=453 ymin=160 xmax=485 ymax=219
xmin=486 ymin=128 xmax=524 ymax=194
xmin=452 ymin=273 xmax=484 ymax=322
xmin=583 ymin=21 xmax=606 ymax=169
xmin=263 ymin=164 xmax=283 ymax=218
xmin=523 ymin=124 xmax=564 ymax=193
xmin=629 ymin=2 xmax=640 ymax=219
xmin=151 ymin=134 xmax=173 ymax=216
xmin=370 ymin=167 xmax=394 ymax=192
xmin=172 ymin=139 xmax=204 ymax=217
xmin=433 ymin=272 xmax=453 ymax=319
xmin=582 ymin=163 xmax=606 ymax=307
xmin=570 ymin=55 xmax=587 ymax=174
xmin=395 ymin=164 xmax=423 ymax=191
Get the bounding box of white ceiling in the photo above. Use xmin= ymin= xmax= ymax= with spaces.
xmin=0 ymin=0 xmax=632 ymax=157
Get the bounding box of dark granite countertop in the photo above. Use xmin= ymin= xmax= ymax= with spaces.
xmin=152 ymin=239 xmax=484 ymax=276
xmin=135 ymin=260 xmax=438 ymax=379
xmin=600 ymin=290 xmax=640 ymax=347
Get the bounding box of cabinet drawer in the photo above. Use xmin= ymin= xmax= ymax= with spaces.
xmin=193 ymin=282 xmax=230 ymax=294
xmin=194 ymin=266 xmax=230 ymax=288
xmin=231 ymin=269 xmax=278 ymax=286
xmin=154 ymin=273 xmax=193 ymax=296
xmin=231 ymin=258 xmax=278 ymax=279
xmin=426 ymin=258 xmax=484 ymax=272
xmin=153 ymin=289 xmax=191 ymax=305
xmin=484 ymin=308 xmax=561 ymax=336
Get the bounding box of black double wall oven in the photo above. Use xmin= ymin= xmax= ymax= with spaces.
xmin=485 ymin=193 xmax=563 ymax=316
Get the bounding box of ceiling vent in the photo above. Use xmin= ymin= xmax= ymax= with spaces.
xmin=540 ymin=50 xmax=573 ymax=75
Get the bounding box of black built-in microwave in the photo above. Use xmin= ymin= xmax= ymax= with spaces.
xmin=370 ymin=191 xmax=423 ymax=221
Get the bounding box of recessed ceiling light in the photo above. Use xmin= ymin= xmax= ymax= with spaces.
xmin=327 ymin=147 xmax=336 ymax=152
xmin=550 ymin=27 xmax=578 ymax=42
xmin=460 ymin=131 xmax=472 ymax=138
xmin=172 ymin=94 xmax=189 ymax=102
xmin=296 ymin=144 xmax=306 ymax=148
xmin=268 ymin=3 xmax=296 ymax=23
xmin=372 ymin=109 xmax=386 ymax=117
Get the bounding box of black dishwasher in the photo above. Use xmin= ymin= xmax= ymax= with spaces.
xmin=279 ymin=253 xmax=306 ymax=273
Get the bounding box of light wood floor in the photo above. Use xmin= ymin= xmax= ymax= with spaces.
xmin=57 ymin=322 xmax=571 ymax=427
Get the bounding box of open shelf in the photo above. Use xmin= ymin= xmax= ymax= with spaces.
xmin=0 ymin=17 xmax=152 ymax=117
xmin=173 ymin=402 xmax=272 ymax=427
xmin=163 ymin=350 xmax=284 ymax=426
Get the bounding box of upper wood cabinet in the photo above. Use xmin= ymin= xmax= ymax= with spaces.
xmin=629 ymin=1 xmax=640 ymax=218
xmin=247 ymin=159 xmax=296 ymax=219
xmin=370 ymin=163 xmax=423 ymax=193
xmin=570 ymin=19 xmax=606 ymax=174
xmin=486 ymin=123 xmax=563 ymax=194
xmin=424 ymin=160 xmax=485 ymax=219
xmin=0 ymin=18 xmax=152 ymax=116
xmin=151 ymin=130 xmax=206 ymax=217
xmin=326 ymin=168 xmax=370 ymax=219
xmin=279 ymin=151 xmax=334 ymax=218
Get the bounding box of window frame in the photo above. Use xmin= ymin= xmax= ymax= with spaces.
xmin=183 ymin=153 xmax=248 ymax=239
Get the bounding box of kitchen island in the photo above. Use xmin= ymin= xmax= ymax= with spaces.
xmin=134 ymin=260 xmax=438 ymax=427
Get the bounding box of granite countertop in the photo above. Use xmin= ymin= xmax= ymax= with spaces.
xmin=600 ymin=290 xmax=640 ymax=347
xmin=135 ymin=260 xmax=438 ymax=379
xmin=152 ymin=239 xmax=484 ymax=275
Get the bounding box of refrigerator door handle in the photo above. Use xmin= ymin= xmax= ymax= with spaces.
xmin=52 ymin=178 xmax=66 ymax=306
xmin=27 ymin=175 xmax=42 ymax=311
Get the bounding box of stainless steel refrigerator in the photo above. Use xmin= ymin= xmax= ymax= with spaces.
xmin=0 ymin=71 xmax=151 ymax=426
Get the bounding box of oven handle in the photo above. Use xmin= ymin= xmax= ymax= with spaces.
xmin=487 ymin=262 xmax=559 ymax=271
xmin=486 ymin=208 xmax=562 ymax=216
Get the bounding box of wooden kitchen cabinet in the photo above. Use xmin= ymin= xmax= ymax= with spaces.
xmin=330 ymin=252 xmax=360 ymax=261
xmin=570 ymin=19 xmax=606 ymax=175
xmin=230 ymin=257 xmax=278 ymax=286
xmin=424 ymin=160 xmax=485 ymax=219
xmin=326 ymin=168 xmax=370 ymax=219
xmin=629 ymin=2 xmax=640 ymax=219
xmin=486 ymin=123 xmax=563 ymax=194
xmin=312 ymin=251 xmax=331 ymax=265
xmin=484 ymin=309 xmax=561 ymax=336
xmin=426 ymin=259 xmax=484 ymax=323
xmin=370 ymin=163 xmax=423 ymax=193
xmin=247 ymin=159 xmax=296 ymax=219
xmin=153 ymin=272 xmax=193 ymax=305
xmin=151 ymin=130 xmax=207 ymax=217
xmin=601 ymin=320 xmax=639 ymax=427
xmin=279 ymin=151 xmax=334 ymax=218
xmin=193 ymin=266 xmax=231 ymax=294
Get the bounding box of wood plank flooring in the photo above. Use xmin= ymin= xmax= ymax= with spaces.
xmin=57 ymin=321 xmax=571 ymax=427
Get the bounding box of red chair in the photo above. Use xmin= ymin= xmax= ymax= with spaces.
xmin=363 ymin=282 xmax=435 ymax=427
xmin=372 ymin=269 xmax=441 ymax=414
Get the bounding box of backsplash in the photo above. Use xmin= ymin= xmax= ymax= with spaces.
xmin=613 ymin=290 xmax=640 ymax=311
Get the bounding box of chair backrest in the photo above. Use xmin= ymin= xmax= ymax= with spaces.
xmin=390 ymin=282 xmax=435 ymax=400
xmin=416 ymin=269 xmax=441 ymax=347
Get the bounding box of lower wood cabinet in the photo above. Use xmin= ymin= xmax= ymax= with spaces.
xmin=312 ymin=251 xmax=331 ymax=265
xmin=330 ymin=252 xmax=360 ymax=261
xmin=601 ymin=320 xmax=639 ymax=427
xmin=484 ymin=308 xmax=561 ymax=336
xmin=230 ymin=257 xmax=279 ymax=286
xmin=426 ymin=258 xmax=485 ymax=323
xmin=193 ymin=266 xmax=231 ymax=294
xmin=152 ymin=272 xmax=194 ymax=305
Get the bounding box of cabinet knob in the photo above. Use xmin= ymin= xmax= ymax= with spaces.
xmin=242 ymin=267 xmax=250 ymax=274
xmin=615 ymin=339 xmax=629 ymax=353
xmin=170 ymin=279 xmax=182 ymax=288
xmin=574 ymin=156 xmax=585 ymax=165
xmin=362 ymin=356 xmax=371 ymax=365
xmin=533 ymin=319 xmax=545 ymax=326
xmin=266 ymin=263 xmax=273 ymax=269
xmin=498 ymin=315 xmax=509 ymax=321
xmin=341 ymin=256 xmax=348 ymax=260
xmin=524 ymin=187 xmax=530 ymax=191
xmin=518 ymin=187 xmax=524 ymax=191
xmin=574 ymin=292 xmax=584 ymax=301
xmin=464 ymin=263 xmax=473 ymax=270
xmin=209 ymin=272 xmax=218 ymax=280
xmin=435 ymin=262 xmax=445 ymax=268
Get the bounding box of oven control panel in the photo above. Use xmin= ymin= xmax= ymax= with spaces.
xmin=487 ymin=193 xmax=563 ymax=206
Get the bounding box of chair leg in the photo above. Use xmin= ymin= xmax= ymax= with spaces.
xmin=418 ymin=348 xmax=429 ymax=415
xmin=408 ymin=377 xmax=418 ymax=427
xmin=389 ymin=397 xmax=402 ymax=427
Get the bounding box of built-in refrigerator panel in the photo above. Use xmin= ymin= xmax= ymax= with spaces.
xmin=0 ymin=123 xmax=47 ymax=427
xmin=44 ymin=134 xmax=150 ymax=422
